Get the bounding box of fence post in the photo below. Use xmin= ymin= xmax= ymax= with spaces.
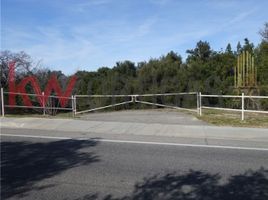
xmin=71 ymin=95 xmax=75 ymax=117
xmin=1 ymin=88 xmax=4 ymax=117
xmin=74 ymin=95 xmax=77 ymax=116
xmin=241 ymin=93 xmax=244 ymax=120
xmin=199 ymin=92 xmax=202 ymax=116
xmin=196 ymin=92 xmax=199 ymax=114
xmin=42 ymin=91 xmax=45 ymax=116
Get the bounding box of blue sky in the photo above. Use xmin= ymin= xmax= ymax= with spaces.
xmin=1 ymin=0 xmax=268 ymax=74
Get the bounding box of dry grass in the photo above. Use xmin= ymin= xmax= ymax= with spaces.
xmin=197 ymin=109 xmax=268 ymax=128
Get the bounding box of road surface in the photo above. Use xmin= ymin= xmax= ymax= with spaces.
xmin=79 ymin=109 xmax=208 ymax=125
xmin=1 ymin=128 xmax=268 ymax=200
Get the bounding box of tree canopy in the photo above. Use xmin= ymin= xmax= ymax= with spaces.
xmin=1 ymin=23 xmax=268 ymax=96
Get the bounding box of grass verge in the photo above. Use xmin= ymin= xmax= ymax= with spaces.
xmin=197 ymin=109 xmax=268 ymax=128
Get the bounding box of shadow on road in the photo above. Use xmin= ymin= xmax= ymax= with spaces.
xmin=76 ymin=168 xmax=268 ymax=200
xmin=1 ymin=139 xmax=99 ymax=199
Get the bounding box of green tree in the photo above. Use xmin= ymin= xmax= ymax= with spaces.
xmin=236 ymin=42 xmax=242 ymax=54
xmin=225 ymin=43 xmax=232 ymax=54
xmin=259 ymin=22 xmax=268 ymax=42
xmin=186 ymin=40 xmax=212 ymax=62
xmin=242 ymin=38 xmax=254 ymax=53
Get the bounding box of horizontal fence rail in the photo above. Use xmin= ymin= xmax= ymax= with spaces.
xmin=4 ymin=91 xmax=72 ymax=99
xmin=0 ymin=88 xmax=74 ymax=117
xmin=135 ymin=100 xmax=196 ymax=112
xmin=75 ymin=92 xmax=196 ymax=98
xmin=75 ymin=100 xmax=133 ymax=114
xmin=75 ymin=92 xmax=198 ymax=115
xmin=135 ymin=92 xmax=197 ymax=97
xmin=199 ymin=92 xmax=268 ymax=120
xmin=0 ymin=88 xmax=267 ymax=121
xmin=201 ymin=94 xmax=268 ymax=99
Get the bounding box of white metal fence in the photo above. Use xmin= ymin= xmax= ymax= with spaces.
xmin=0 ymin=88 xmax=74 ymax=117
xmin=1 ymin=88 xmax=268 ymax=121
xmin=74 ymin=92 xmax=197 ymax=115
xmin=199 ymin=92 xmax=268 ymax=120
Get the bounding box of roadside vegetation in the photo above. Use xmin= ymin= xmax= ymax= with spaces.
xmin=1 ymin=23 xmax=268 ymax=123
xmin=197 ymin=109 xmax=268 ymax=128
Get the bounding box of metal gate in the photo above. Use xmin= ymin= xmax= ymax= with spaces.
xmin=74 ymin=92 xmax=198 ymax=115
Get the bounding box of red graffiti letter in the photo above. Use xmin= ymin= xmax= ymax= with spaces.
xmin=8 ymin=62 xmax=77 ymax=108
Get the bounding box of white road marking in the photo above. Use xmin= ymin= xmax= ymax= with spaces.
xmin=1 ymin=134 xmax=71 ymax=140
xmin=1 ymin=133 xmax=268 ymax=151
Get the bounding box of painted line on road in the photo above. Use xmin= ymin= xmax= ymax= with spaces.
xmin=0 ymin=134 xmax=71 ymax=140
xmin=1 ymin=133 xmax=268 ymax=151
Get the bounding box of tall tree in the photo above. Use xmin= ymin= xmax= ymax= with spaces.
xmin=242 ymin=38 xmax=254 ymax=53
xmin=255 ymin=23 xmax=268 ymax=89
xmin=259 ymin=22 xmax=268 ymax=42
xmin=225 ymin=43 xmax=232 ymax=54
xmin=0 ymin=50 xmax=33 ymax=88
xmin=186 ymin=40 xmax=212 ymax=62
xmin=236 ymin=42 xmax=242 ymax=53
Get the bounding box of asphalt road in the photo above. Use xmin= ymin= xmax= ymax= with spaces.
xmin=1 ymin=128 xmax=268 ymax=200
